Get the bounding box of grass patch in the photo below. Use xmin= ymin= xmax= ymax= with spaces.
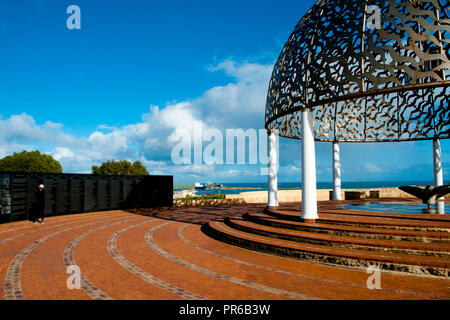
xmin=174 ymin=194 xmax=226 ymax=201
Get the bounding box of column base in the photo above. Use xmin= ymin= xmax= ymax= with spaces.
xmin=266 ymin=206 xmax=279 ymax=211
xmin=301 ymin=219 xmax=316 ymax=224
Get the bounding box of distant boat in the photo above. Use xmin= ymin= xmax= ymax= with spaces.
xmin=194 ymin=182 xmax=222 ymax=190
xmin=194 ymin=183 xmax=206 ymax=190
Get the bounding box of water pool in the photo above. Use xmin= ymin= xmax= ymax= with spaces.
xmin=343 ymin=201 xmax=448 ymax=214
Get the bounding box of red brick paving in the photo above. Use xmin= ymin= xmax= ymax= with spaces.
xmin=74 ymin=217 xmax=184 ymax=300
xmin=20 ymin=215 xmax=134 ymax=300
xmin=0 ymin=204 xmax=449 ymax=300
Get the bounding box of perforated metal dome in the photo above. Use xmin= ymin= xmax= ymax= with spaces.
xmin=265 ymin=0 xmax=449 ymax=142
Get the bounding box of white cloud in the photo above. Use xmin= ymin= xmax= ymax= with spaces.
xmin=52 ymin=147 xmax=74 ymax=161
xmin=199 ymin=60 xmax=273 ymax=130
xmin=364 ymin=163 xmax=383 ymax=173
xmin=0 ymin=58 xmax=274 ymax=180
xmin=97 ymin=124 xmax=118 ymax=130
xmin=87 ymin=131 xmax=128 ymax=156
xmin=209 ymin=59 xmax=272 ymax=84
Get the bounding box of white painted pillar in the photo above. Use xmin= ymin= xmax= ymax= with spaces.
xmin=267 ymin=130 xmax=279 ymax=208
xmin=433 ymin=139 xmax=444 ymax=187
xmin=433 ymin=139 xmax=444 ymax=202
xmin=436 ymin=201 xmax=445 ymax=215
xmin=301 ymin=109 xmax=318 ymax=220
xmin=332 ymin=141 xmax=342 ymax=201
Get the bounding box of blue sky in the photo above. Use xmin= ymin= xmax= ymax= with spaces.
xmin=0 ymin=0 xmax=448 ymax=183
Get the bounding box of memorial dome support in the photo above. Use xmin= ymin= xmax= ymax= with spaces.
xmin=301 ymin=109 xmax=319 ymax=221
xmin=434 ymin=139 xmax=444 ymax=188
xmin=267 ymin=130 xmax=279 ymax=208
xmin=332 ymin=141 xmax=342 ymax=201
xmin=434 ymin=138 xmax=444 ymax=201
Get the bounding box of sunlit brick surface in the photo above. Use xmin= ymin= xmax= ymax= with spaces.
xmin=0 ymin=204 xmax=449 ymax=300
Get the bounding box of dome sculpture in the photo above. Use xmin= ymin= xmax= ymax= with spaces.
xmin=264 ymin=0 xmax=449 ymax=220
xmin=265 ymin=0 xmax=449 ymax=142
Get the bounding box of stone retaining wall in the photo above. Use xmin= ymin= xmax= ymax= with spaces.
xmin=173 ymin=198 xmax=246 ymax=207
xmin=225 ymin=187 xmax=450 ymax=204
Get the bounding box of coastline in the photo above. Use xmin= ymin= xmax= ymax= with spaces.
xmin=225 ymin=187 xmax=450 ymax=203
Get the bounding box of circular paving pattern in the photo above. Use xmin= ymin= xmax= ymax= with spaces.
xmin=0 ymin=204 xmax=449 ymax=300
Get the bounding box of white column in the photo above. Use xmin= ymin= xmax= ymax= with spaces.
xmin=301 ymin=109 xmax=318 ymax=220
xmin=433 ymin=139 xmax=444 ymax=187
xmin=332 ymin=141 xmax=342 ymax=201
xmin=436 ymin=201 xmax=445 ymax=215
xmin=267 ymin=130 xmax=279 ymax=208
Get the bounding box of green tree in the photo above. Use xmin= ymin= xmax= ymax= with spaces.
xmin=0 ymin=150 xmax=63 ymax=173
xmin=92 ymin=160 xmax=149 ymax=176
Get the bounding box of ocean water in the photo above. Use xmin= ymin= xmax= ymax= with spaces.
xmin=175 ymin=181 xmax=438 ymax=196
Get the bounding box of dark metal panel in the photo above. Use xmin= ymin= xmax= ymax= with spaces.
xmin=84 ymin=176 xmax=98 ymax=212
xmin=0 ymin=173 xmax=173 ymax=224
xmin=110 ymin=177 xmax=122 ymax=210
xmin=69 ymin=175 xmax=85 ymax=214
xmin=55 ymin=176 xmax=70 ymax=215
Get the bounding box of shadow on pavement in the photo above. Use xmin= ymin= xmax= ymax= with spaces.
xmin=125 ymin=204 xmax=266 ymax=225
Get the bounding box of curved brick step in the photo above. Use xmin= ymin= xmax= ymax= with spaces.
xmin=245 ymin=212 xmax=450 ymax=243
xmin=320 ymin=207 xmax=450 ymax=223
xmin=265 ymin=208 xmax=450 ymax=231
xmin=181 ymin=223 xmax=450 ymax=300
xmin=225 ymin=217 xmax=450 ymax=257
xmin=203 ymin=220 xmax=450 ymax=277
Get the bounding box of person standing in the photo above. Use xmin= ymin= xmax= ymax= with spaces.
xmin=33 ymin=184 xmax=46 ymax=224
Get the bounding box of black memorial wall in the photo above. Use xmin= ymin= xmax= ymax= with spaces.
xmin=0 ymin=172 xmax=173 ymax=224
